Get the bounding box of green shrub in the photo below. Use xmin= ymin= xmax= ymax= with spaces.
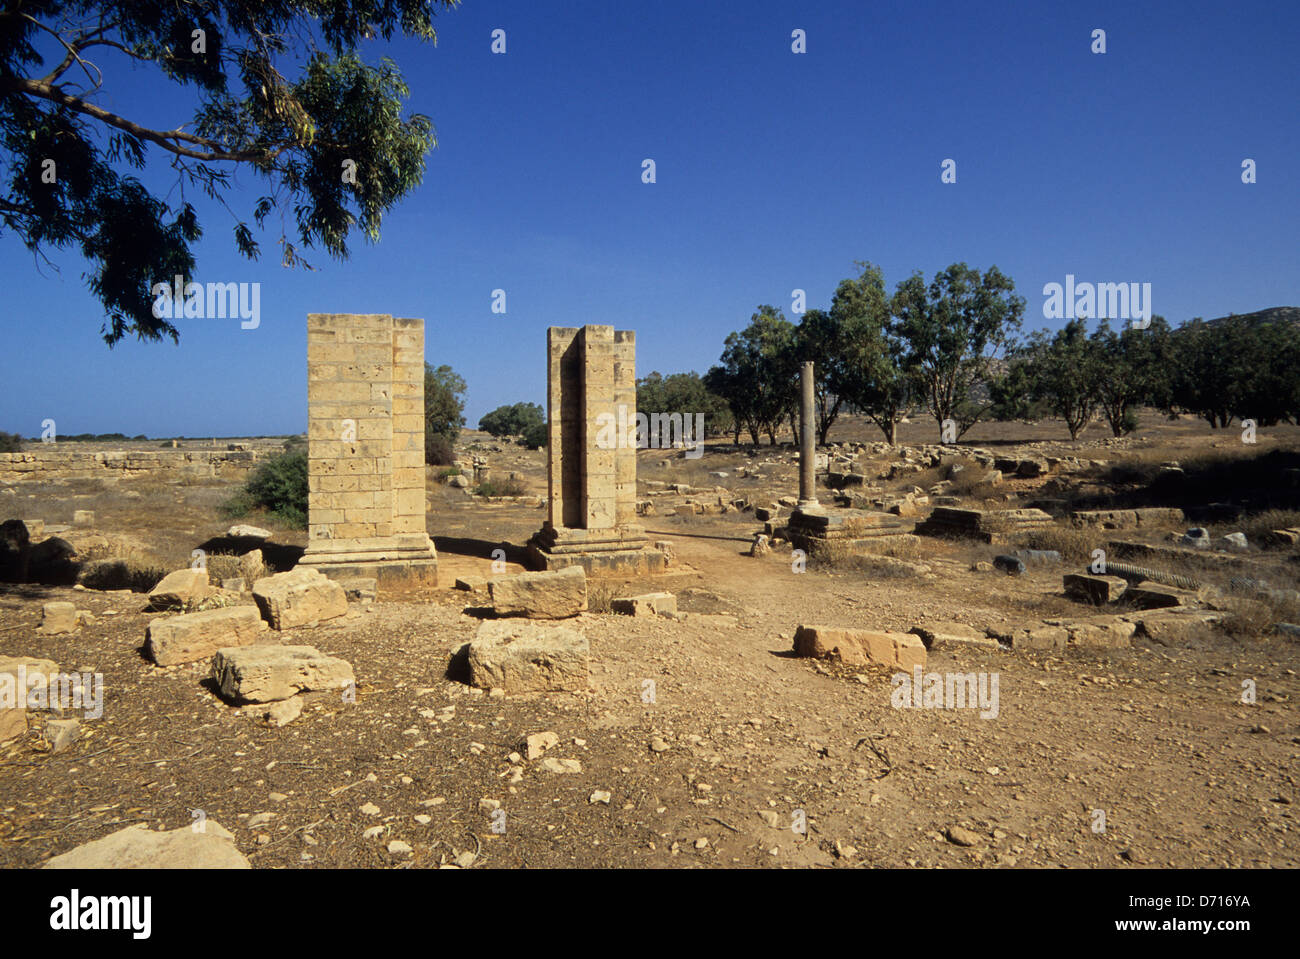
xmin=479 ymin=402 xmax=544 ymax=438
xmin=0 ymin=431 xmax=23 ymax=452
xmin=522 ymin=420 xmax=548 ymax=449
xmin=222 ymin=449 xmax=308 ymax=528
xmin=476 ymin=476 xmax=527 ymax=497
xmin=426 ymin=432 xmax=456 ymax=466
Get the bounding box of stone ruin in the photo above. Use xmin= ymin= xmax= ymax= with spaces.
xmin=297 ymin=313 xmax=438 ymax=596
xmin=527 ymin=325 xmax=665 ymax=574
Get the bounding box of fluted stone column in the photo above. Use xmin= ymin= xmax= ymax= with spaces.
xmin=798 ymin=360 xmax=818 ymax=508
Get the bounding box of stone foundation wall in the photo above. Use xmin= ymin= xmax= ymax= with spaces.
xmin=0 ymin=449 xmax=265 ymax=484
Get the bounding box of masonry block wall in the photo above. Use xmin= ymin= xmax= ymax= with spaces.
xmin=307 ymin=313 xmax=423 ymax=543
xmin=546 ymin=325 xmax=637 ymax=532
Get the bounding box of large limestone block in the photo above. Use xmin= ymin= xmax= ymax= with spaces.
xmin=38 ymin=601 xmax=77 ymax=634
xmin=610 ymin=592 xmax=676 ymax=618
xmin=466 ymin=620 xmax=590 ymax=693
xmin=488 ymin=566 xmax=587 ymax=619
xmin=211 ymin=645 xmax=354 ymax=703
xmin=146 ymin=606 xmax=267 ymax=666
xmin=0 ymin=656 xmax=61 ymax=743
xmin=1064 ymin=573 xmax=1129 ymax=605
xmin=251 ymin=567 xmax=348 ymax=629
xmin=43 ymin=821 xmax=249 ymax=869
xmin=792 ymin=626 xmax=926 ymax=669
xmin=147 ymin=568 xmax=211 ymax=610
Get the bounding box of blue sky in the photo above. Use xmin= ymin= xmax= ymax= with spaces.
xmin=2 ymin=0 xmax=1297 ymax=437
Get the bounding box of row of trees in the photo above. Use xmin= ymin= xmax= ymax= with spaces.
xmin=700 ymin=264 xmax=1300 ymax=445
xmin=706 ymin=262 xmax=1025 ymax=445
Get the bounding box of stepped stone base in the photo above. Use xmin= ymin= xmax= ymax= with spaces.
xmin=299 ymin=533 xmax=437 ymax=598
xmin=786 ymin=507 xmax=915 ymax=555
xmin=527 ymin=523 xmax=666 ymax=576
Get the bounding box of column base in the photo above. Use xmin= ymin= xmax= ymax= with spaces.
xmin=527 ymin=523 xmax=666 ymax=576
xmin=299 ymin=533 xmax=438 ymax=598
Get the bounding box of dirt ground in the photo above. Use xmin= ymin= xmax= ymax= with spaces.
xmin=1 ymin=413 xmax=1297 ymax=868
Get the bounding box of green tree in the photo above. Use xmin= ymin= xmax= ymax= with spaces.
xmin=636 ymin=371 xmax=732 ymax=446
xmin=425 ymin=362 xmax=465 ymax=465
xmin=892 ymin=263 xmax=1025 ymax=440
xmin=1 ymin=1 xmax=458 ymax=344
xmin=825 ymin=262 xmax=913 ymax=445
xmin=479 ymin=402 xmax=544 ymax=438
xmin=1019 ymin=318 xmax=1103 ymax=441
xmin=1092 ymin=316 xmax=1173 ymax=437
xmin=712 ymin=306 xmax=798 ymax=446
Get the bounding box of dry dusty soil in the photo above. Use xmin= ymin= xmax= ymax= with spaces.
xmin=1 ymin=415 xmax=1297 ymax=868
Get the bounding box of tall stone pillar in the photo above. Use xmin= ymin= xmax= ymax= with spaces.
xmin=298 ymin=313 xmax=437 ymax=596
xmin=798 ymin=360 xmax=819 ymax=508
xmin=529 ymin=325 xmax=664 ymax=575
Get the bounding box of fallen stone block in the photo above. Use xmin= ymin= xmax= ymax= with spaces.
xmin=38 ymin=601 xmax=77 ymax=634
xmin=0 ymin=656 xmax=61 ymax=742
xmin=251 ymin=567 xmax=348 ymax=629
xmin=611 ymin=592 xmax=677 ymax=618
xmin=237 ymin=550 xmax=265 ymax=585
xmin=43 ymin=821 xmax=249 ymax=869
xmin=211 ymin=644 xmax=355 ymax=703
xmin=146 ymin=605 xmax=267 ymax=666
xmin=227 ymin=524 xmax=271 ymax=540
xmin=793 ymin=625 xmax=926 ymax=669
xmin=72 ymin=510 xmax=94 ymax=526
xmin=465 ymin=620 xmax=590 ymax=693
xmin=147 ymin=568 xmax=211 ymax=611
xmin=1047 ymin=617 xmax=1137 ymax=648
xmin=1064 ymin=573 xmax=1129 ymax=605
xmin=1122 ymin=584 xmax=1196 ymax=610
xmin=488 ymin=566 xmax=586 ymax=619
xmin=1132 ymin=611 xmax=1221 ymax=645
xmin=749 ymin=534 xmax=770 ymax=557
xmin=910 ymin=622 xmax=999 ymax=650
xmin=997 ymin=625 xmax=1069 ymax=652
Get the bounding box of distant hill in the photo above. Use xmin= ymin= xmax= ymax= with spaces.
xmin=1203 ymin=306 xmax=1300 ymax=327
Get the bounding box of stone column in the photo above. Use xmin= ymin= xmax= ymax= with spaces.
xmin=799 ymin=360 xmax=818 ymax=508
xmin=300 ymin=313 xmax=437 ymax=596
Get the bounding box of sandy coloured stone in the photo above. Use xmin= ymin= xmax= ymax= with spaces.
xmin=466 ymin=620 xmax=590 ymax=693
xmin=43 ymin=821 xmax=249 ymax=869
xmin=0 ymin=656 xmax=60 ymax=744
xmin=147 ymin=568 xmax=211 ymax=611
xmin=488 ymin=566 xmax=587 ymax=619
xmin=146 ymin=605 xmax=267 ymax=666
xmin=211 ymin=644 xmax=355 ymax=703
xmin=251 ymin=567 xmax=348 ymax=629
xmin=38 ymin=601 xmax=76 ymax=634
xmin=792 ymin=625 xmax=927 ymax=669
xmin=910 ymin=622 xmax=999 ymax=650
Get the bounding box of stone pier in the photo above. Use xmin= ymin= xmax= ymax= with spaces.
xmin=298 ymin=313 xmax=437 ymax=596
xmin=527 ymin=325 xmax=665 ymax=575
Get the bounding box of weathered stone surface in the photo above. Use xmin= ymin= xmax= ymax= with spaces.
xmin=211 ymin=644 xmax=354 ymax=703
xmin=488 ymin=566 xmax=587 ymax=619
xmin=999 ymin=625 xmax=1069 ymax=651
xmin=238 ymin=549 xmax=264 ymax=585
xmin=147 ymin=568 xmax=211 ymax=610
xmin=0 ymin=656 xmax=60 ymax=744
xmin=1047 ymin=617 xmax=1137 ymax=648
xmin=72 ymin=509 xmax=94 ymax=526
xmin=466 ymin=620 xmax=589 ymax=693
xmin=793 ymin=625 xmax=926 ymax=669
xmin=43 ymin=821 xmax=249 ymax=869
xmin=611 ymin=592 xmax=676 ymax=618
xmin=1064 ymin=573 xmax=1129 ymax=605
xmin=1123 ymin=584 xmax=1196 ymax=609
xmin=146 ymin=606 xmax=267 ymax=666
xmin=38 ymin=601 xmax=77 ymax=634
xmin=227 ymin=524 xmax=271 ymax=540
xmin=910 ymin=622 xmax=999 ymax=649
xmin=749 ymin=533 xmax=770 ymax=557
xmin=251 ymin=567 xmax=348 ymax=629
xmin=1132 ymin=611 xmax=1221 ymax=645
xmin=993 ymin=554 xmax=1026 ymax=575
xmin=339 ymin=577 xmax=376 ymax=604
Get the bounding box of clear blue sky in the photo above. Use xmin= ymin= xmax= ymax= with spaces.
xmin=2 ymin=0 xmax=1297 ymax=437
